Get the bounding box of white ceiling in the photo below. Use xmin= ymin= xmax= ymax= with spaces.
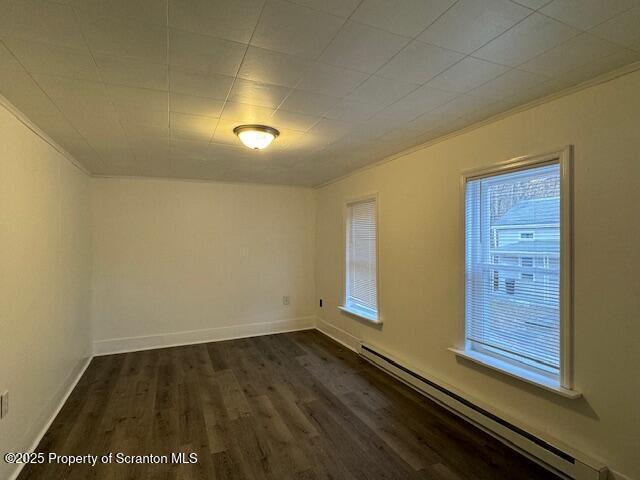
xmin=1 ymin=0 xmax=639 ymax=186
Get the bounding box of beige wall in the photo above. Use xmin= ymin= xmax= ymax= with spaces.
xmin=91 ymin=178 xmax=316 ymax=353
xmin=315 ymin=70 xmax=640 ymax=479
xmin=0 ymin=99 xmax=92 ymax=480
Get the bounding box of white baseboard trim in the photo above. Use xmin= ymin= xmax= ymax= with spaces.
xmin=93 ymin=316 xmax=316 ymax=356
xmin=315 ymin=317 xmax=361 ymax=352
xmin=8 ymin=355 xmax=93 ymax=480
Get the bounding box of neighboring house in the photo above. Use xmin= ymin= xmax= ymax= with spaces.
xmin=489 ymin=197 xmax=560 ymax=319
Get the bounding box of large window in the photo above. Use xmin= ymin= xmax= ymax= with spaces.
xmin=460 ymin=150 xmax=574 ymax=394
xmin=342 ymin=196 xmax=379 ymax=323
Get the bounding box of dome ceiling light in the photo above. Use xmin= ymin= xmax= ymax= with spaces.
xmin=233 ymin=124 xmax=280 ymax=150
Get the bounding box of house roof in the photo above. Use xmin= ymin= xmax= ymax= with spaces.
xmin=494 ymin=198 xmax=559 ymax=227
xmin=491 ymin=240 xmax=559 ymax=254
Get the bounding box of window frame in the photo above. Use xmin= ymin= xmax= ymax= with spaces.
xmin=340 ymin=193 xmax=382 ymax=325
xmin=452 ymin=147 xmax=578 ymax=397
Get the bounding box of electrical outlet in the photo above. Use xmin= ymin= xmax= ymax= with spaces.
xmin=282 ymin=296 xmax=290 ymax=305
xmin=1 ymin=391 xmax=8 ymax=419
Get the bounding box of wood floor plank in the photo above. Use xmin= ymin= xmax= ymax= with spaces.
xmin=340 ymin=391 xmax=442 ymax=470
xmin=19 ymin=331 xmax=560 ymax=480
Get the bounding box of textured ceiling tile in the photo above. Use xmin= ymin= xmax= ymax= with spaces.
xmin=0 ymin=41 xmax=24 ymax=71
xmin=170 ymin=138 xmax=211 ymax=160
xmin=80 ymin=15 xmax=167 ymax=63
xmin=377 ymin=40 xmax=464 ymax=84
xmin=432 ymin=93 xmax=492 ymax=118
xmin=323 ymin=98 xmax=384 ymax=122
xmin=2 ymin=0 xmax=86 ymax=49
xmin=0 ymin=1 xmax=13 ymax=37
xmin=227 ymin=78 xmax=291 ymax=109
xmin=70 ymin=0 xmax=168 ymax=26
xmin=511 ymin=0 xmax=552 ymax=8
xmin=169 ymin=68 xmax=234 ymax=99
xmin=553 ymin=48 xmax=640 ymax=87
xmin=519 ymin=33 xmax=621 ymax=77
xmin=589 ymin=6 xmax=640 ymax=50
xmin=367 ymin=104 xmax=422 ymax=126
xmin=306 ymin=118 xmax=356 ymax=144
xmin=345 ymin=75 xmax=418 ymax=108
xmin=320 ymin=20 xmax=408 ymax=74
xmin=116 ymin=106 xmax=169 ymax=129
xmin=297 ymin=63 xmax=368 ymax=97
xmin=74 ymin=126 xmax=130 ymax=158
xmin=237 ymin=46 xmax=312 ymax=88
xmin=124 ymin=124 xmax=170 ymax=145
xmin=474 ymin=13 xmax=579 ymax=66
xmin=427 ymin=57 xmax=509 ymax=93
xmin=251 ymin=0 xmax=345 ymax=58
xmin=0 ymin=68 xmax=64 ymax=124
xmin=278 ymin=89 xmax=340 ymax=116
xmin=107 ymin=84 xmax=168 ymax=111
xmin=0 ymin=81 xmax=89 ymax=152
xmin=128 ymin=139 xmax=170 ymax=160
xmin=285 ymin=133 xmax=329 ymax=153
xmin=168 ymin=0 xmax=263 ymax=44
xmin=270 ymin=109 xmax=319 ymax=132
xmin=219 ymin=101 xmax=275 ymax=123
xmin=32 ymin=74 xmax=115 ymax=118
xmin=170 ymin=111 xmax=218 ymax=142
xmin=95 ymin=54 xmax=169 ymax=91
xmin=3 ymin=38 xmax=100 ymax=81
xmin=540 ymin=0 xmax=640 ymax=30
xmin=496 ymin=77 xmax=566 ymax=106
xmin=383 ymin=84 xmax=458 ymax=115
xmin=168 ymin=29 xmax=246 ymax=77
xmin=1 ymin=0 xmax=638 ymax=185
xmin=91 ymin=146 xmax=136 ymax=164
xmin=406 ymin=110 xmax=453 ymax=134
xmin=287 ymin=0 xmax=360 ymax=17
xmin=470 ymin=68 xmax=549 ymax=99
xmin=419 ymin=0 xmax=532 ymax=54
xmin=352 ymin=0 xmax=456 ymax=37
xmin=169 ymin=93 xmax=224 ymax=118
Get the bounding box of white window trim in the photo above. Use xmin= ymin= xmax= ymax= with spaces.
xmin=454 ymin=146 xmax=579 ymax=397
xmin=339 ymin=193 xmax=382 ymax=325
xmin=448 ymin=347 xmax=580 ymax=399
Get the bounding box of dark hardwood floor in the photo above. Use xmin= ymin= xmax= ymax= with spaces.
xmin=19 ymin=330 xmax=558 ymax=479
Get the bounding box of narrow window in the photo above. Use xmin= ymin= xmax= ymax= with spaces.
xmin=343 ymin=197 xmax=378 ymax=322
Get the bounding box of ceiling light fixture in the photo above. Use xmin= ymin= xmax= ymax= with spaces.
xmin=233 ymin=124 xmax=280 ymax=150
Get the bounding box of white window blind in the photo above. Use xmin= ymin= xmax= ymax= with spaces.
xmin=345 ymin=198 xmax=378 ymax=319
xmin=465 ymin=163 xmax=561 ymax=379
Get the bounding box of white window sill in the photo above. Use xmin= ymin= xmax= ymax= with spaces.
xmin=338 ymin=305 xmax=382 ymax=325
xmin=449 ymin=348 xmax=581 ymax=400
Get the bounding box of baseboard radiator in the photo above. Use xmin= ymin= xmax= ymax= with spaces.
xmin=359 ymin=343 xmax=608 ymax=480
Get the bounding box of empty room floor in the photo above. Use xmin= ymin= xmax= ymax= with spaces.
xmin=18 ymin=331 xmax=557 ymax=480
